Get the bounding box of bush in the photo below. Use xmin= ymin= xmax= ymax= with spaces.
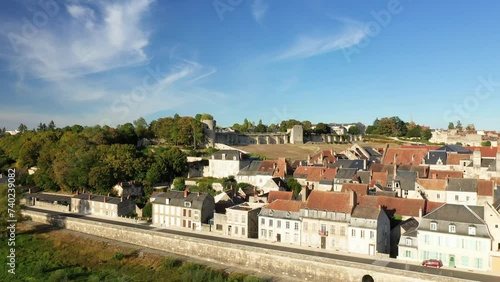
xmin=114 ymin=252 xmax=125 ymax=261
xmin=162 ymin=258 xmax=183 ymax=269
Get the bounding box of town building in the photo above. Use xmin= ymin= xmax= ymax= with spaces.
xmin=259 ymin=200 xmax=305 ymax=246
xmin=113 ymin=181 xmax=143 ymax=197
xmin=225 ymin=202 xmax=266 ymax=238
xmin=71 ymin=193 xmax=137 ymax=218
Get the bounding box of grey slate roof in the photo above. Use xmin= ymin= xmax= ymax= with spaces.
xmin=423 ymin=204 xmax=484 ymax=224
xmin=73 ymin=193 xmax=132 ymax=205
xmin=351 ymin=206 xmax=380 ymax=220
xmin=400 ymin=218 xmax=419 ymax=236
xmin=436 ymin=145 xmax=473 ymax=154
xmin=154 ymin=190 xmax=213 ymax=210
xmin=335 ymin=168 xmax=358 ymax=180
xmin=237 ymin=161 xmax=263 ymax=175
xmin=424 ymin=150 xmax=448 ymax=165
xmin=447 ymin=178 xmax=477 ymax=193
xmin=211 ymin=150 xmax=248 ymax=160
xmin=357 ymin=171 xmax=371 ymax=184
xmin=332 ymin=159 xmax=366 ymax=170
xmin=394 ymin=171 xmax=417 ymax=191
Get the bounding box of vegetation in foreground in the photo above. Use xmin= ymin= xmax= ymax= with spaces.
xmin=0 ymin=224 xmax=266 ymax=282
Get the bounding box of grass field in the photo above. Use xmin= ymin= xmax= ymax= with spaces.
xmin=0 ymin=223 xmax=265 ymax=282
xmin=233 ymin=141 xmax=397 ymax=161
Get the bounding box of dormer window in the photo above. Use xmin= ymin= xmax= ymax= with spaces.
xmin=165 ymin=199 xmax=170 ymax=205
xmin=430 ymin=222 xmax=437 ymax=231
xmin=269 ymin=210 xmax=274 ymax=216
xmin=184 ymin=202 xmax=191 ymax=208
xmin=468 ymin=226 xmax=476 ymax=236
xmin=449 ymin=224 xmax=456 ymax=233
xmin=286 ymin=211 xmax=291 ymax=218
xmin=405 ymin=238 xmax=412 ymax=246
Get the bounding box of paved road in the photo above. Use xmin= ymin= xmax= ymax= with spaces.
xmin=26 ymin=207 xmax=499 ymax=282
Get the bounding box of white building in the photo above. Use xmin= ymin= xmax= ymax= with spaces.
xmin=417 ymin=204 xmax=492 ymax=271
xmin=208 ymin=150 xmax=252 ymax=178
xmin=445 ymin=178 xmax=478 ymax=205
xmin=259 ymin=200 xmax=305 ymax=246
xmin=226 ymin=202 xmax=265 ymax=238
xmin=348 ymin=206 xmax=390 ymax=256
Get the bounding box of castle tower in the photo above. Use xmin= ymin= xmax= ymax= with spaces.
xmin=201 ymin=119 xmax=216 ymax=148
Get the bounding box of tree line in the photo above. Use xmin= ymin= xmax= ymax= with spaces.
xmin=231 ymin=119 xmax=361 ymax=135
xmin=365 ymin=117 xmax=432 ymax=140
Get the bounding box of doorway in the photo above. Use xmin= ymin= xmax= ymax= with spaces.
xmin=276 ymin=234 xmax=281 ymax=242
xmin=449 ymin=255 xmax=455 ymax=268
xmin=321 ymin=237 xmax=326 ymax=249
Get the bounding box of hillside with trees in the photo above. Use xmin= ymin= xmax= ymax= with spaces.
xmin=365 ymin=117 xmax=432 ymax=140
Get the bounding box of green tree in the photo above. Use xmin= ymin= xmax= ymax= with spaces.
xmin=482 ymin=140 xmax=492 ymax=147
xmin=143 ymin=202 xmax=152 ymax=218
xmin=314 ymin=123 xmax=331 ymax=134
xmin=88 ymin=165 xmax=116 ymax=194
xmin=254 ymin=119 xmax=267 ymax=133
xmin=173 ymin=177 xmax=186 ymax=191
xmin=348 ymin=126 xmax=361 ymax=135
xmin=448 ymin=122 xmax=455 ymax=130
xmin=48 ymin=120 xmax=56 ymax=130
xmin=286 ymin=178 xmax=302 ymax=198
xmin=421 ymin=129 xmax=432 ymax=141
xmin=133 ymin=117 xmax=149 ymax=139
xmin=456 ymin=120 xmax=463 ymax=131
xmin=18 ymin=123 xmax=28 ymax=133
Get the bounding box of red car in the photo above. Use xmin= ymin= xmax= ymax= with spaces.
xmin=422 ymin=259 xmax=443 ymax=268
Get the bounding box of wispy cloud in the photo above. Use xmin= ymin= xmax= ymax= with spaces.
xmin=7 ymin=0 xmax=154 ymax=81
xmin=276 ymin=19 xmax=367 ymax=60
xmin=251 ymin=0 xmax=268 ymax=25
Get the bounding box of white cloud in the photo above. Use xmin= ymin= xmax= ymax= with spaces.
xmin=277 ymin=20 xmax=367 ymax=60
xmin=252 ymin=0 xmax=268 ymax=25
xmin=9 ymin=0 xmax=153 ymax=81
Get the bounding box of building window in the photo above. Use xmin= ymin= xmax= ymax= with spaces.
xmin=466 ymin=196 xmax=470 ymax=201
xmin=269 ymin=219 xmax=273 ymax=227
xmin=241 ymin=215 xmax=246 ymax=224
xmin=351 ymin=229 xmax=356 ymax=237
xmin=269 ymin=210 xmax=274 ymax=216
xmin=340 ymin=226 xmax=345 ymax=236
xmin=370 ymin=231 xmax=374 ymax=239
xmin=235 ymin=227 xmax=238 ymax=235
xmin=261 ymin=229 xmax=266 ymax=238
xmin=474 ymin=258 xmax=483 ymax=269
xmin=184 ymin=202 xmax=191 ymax=208
xmin=430 ymin=222 xmax=437 ymax=231
xmin=405 ymin=250 xmax=411 ymax=258
xmin=269 ymin=230 xmax=273 ymax=238
xmin=455 ymin=195 xmax=459 ymax=201
xmin=183 ymin=209 xmax=187 ymax=217
xmin=424 ymin=235 xmax=429 ymax=244
xmin=277 ymin=220 xmax=282 ymax=228
xmin=330 ymin=225 xmax=336 ymax=235
xmin=261 ymin=218 xmax=265 ymax=225
xmin=286 ymin=212 xmax=291 ymax=218
xmin=436 ymin=194 xmax=440 ymax=199
xmin=360 ymin=230 xmax=365 ymax=238
xmin=294 ymin=222 xmax=299 ymax=231
xmin=468 ymin=226 xmax=476 ymax=236
xmin=287 ymin=221 xmax=291 ymax=229
xmin=242 ymin=228 xmax=245 ymax=236
xmin=449 ymin=224 xmax=456 ymax=233
xmin=216 ymin=224 xmax=222 ymax=231
xmin=462 ymin=256 xmax=469 ymax=267
xmin=405 ymin=238 xmax=412 ymax=246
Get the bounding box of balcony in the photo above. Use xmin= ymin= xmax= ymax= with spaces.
xmin=318 ymin=230 xmax=329 ymax=236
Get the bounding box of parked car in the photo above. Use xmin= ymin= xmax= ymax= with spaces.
xmin=422 ymin=259 xmax=442 ymax=268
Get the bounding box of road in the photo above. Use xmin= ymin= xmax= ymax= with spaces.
xmin=26 ymin=207 xmax=499 ymax=282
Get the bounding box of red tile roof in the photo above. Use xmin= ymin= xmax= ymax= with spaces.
xmin=265 ymin=199 xmax=306 ymax=212
xmin=273 ymin=157 xmax=292 ymax=178
xmin=382 ymin=148 xmax=429 ymax=165
xmin=371 ymin=171 xmax=389 ymax=187
xmin=464 ymin=146 xmax=498 ymax=158
xmin=369 ymin=163 xmax=396 ymax=173
xmin=305 ymin=190 xmax=354 ymax=213
xmin=416 ymin=179 xmax=447 ymax=191
xmin=477 ymin=180 xmax=494 ymax=197
xmin=425 ymin=201 xmax=445 ymax=214
xmin=359 ymin=195 xmax=425 ymax=217
xmin=401 ymin=145 xmax=441 ymax=150
xmin=341 ymin=183 xmax=369 ymax=199
xmin=446 ymin=153 xmax=471 ymax=165
xmin=268 ymin=191 xmax=293 ymax=203
xmin=259 ymin=160 xmax=277 ymax=174
xmin=308 ymin=150 xmax=337 ymax=165
xmin=428 ymin=169 xmax=463 ymax=179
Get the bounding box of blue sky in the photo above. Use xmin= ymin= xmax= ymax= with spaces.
xmin=1 ymin=0 xmax=500 ymax=130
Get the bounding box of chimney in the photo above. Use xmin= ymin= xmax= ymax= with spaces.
xmin=121 ymin=196 xmax=123 ymax=202
xmin=349 ymin=189 xmax=356 ymax=209
xmin=197 ymin=191 xmax=200 ymax=197
xmin=418 ymin=208 xmax=423 ymax=219
xmin=28 ymin=188 xmax=32 ymax=194
xmin=378 ymin=205 xmax=382 ymax=211
xmin=301 ymin=186 xmax=307 ymax=202
xmin=331 ymin=149 xmax=334 ymax=156
xmin=393 ymin=153 xmax=398 ymax=164
xmin=184 ymin=189 xmax=189 ymax=198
